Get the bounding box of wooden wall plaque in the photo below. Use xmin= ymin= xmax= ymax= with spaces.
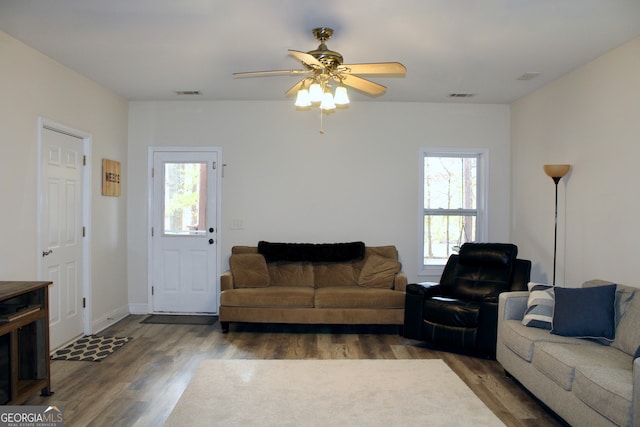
xmin=102 ymin=159 xmax=121 ymax=196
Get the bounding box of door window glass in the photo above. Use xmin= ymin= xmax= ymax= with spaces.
xmin=163 ymin=162 xmax=207 ymax=236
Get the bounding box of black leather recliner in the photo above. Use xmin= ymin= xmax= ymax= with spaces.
xmin=403 ymin=243 xmax=531 ymax=357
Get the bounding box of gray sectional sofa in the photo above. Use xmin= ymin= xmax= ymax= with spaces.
xmin=497 ymin=280 xmax=640 ymax=427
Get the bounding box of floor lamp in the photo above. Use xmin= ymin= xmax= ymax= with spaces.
xmin=543 ymin=164 xmax=571 ymax=286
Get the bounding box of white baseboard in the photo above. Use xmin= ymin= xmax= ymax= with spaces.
xmin=128 ymin=303 xmax=149 ymax=314
xmin=92 ymin=305 xmax=130 ymax=334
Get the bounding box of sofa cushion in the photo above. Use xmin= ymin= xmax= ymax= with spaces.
xmin=423 ymin=297 xmax=480 ymax=327
xmin=573 ymin=365 xmax=633 ymax=427
xmin=583 ymin=280 xmax=632 ymax=325
xmin=314 ymin=287 xmax=404 ymax=309
xmin=458 ymin=242 xmax=517 ymax=267
xmin=353 ymin=246 xmax=398 ymax=270
xmin=611 ymin=285 xmax=640 ymax=356
xmin=522 ymin=282 xmax=554 ymax=329
xmin=220 ymin=287 xmax=315 ymax=308
xmin=268 ymin=262 xmax=314 ymax=287
xmin=501 ymin=319 xmax=599 ymax=362
xmin=362 ymin=245 xmax=399 ymax=260
xmin=551 ymin=284 xmax=616 ymax=341
xmin=532 ymin=342 xmax=631 ymax=391
xmin=231 ymin=246 xmax=258 ymax=254
xmin=357 ymin=255 xmax=401 ymax=289
xmin=314 ymin=263 xmax=357 ymax=287
xmin=229 ymin=254 xmax=270 ymax=288
xmin=442 ymin=250 xmax=513 ymax=302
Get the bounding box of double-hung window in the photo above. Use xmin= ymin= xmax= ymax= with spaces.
xmin=420 ymin=148 xmax=487 ymax=274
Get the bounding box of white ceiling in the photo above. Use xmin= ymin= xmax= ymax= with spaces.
xmin=1 ymin=0 xmax=640 ymax=104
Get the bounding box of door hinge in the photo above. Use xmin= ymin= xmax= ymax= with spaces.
xmin=151 ymin=227 xmax=154 ymax=237
xmin=151 ymin=286 xmax=154 ymax=296
xmin=83 ymin=155 xmax=86 ymax=166
xmin=82 ymin=297 xmax=86 ymax=308
xmin=82 ymin=226 xmax=86 ymax=237
xmin=151 ymin=167 xmax=154 ymax=178
xmin=213 ymin=161 xmax=216 ymax=170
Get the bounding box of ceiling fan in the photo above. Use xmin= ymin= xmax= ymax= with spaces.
xmin=233 ymin=27 xmax=406 ymax=109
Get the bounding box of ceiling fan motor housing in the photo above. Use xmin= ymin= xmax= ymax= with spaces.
xmin=308 ymin=27 xmax=343 ymax=70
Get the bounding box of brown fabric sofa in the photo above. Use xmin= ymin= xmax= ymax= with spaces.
xmin=219 ymin=242 xmax=407 ymax=333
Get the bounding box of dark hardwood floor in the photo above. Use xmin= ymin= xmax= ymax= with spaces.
xmin=25 ymin=315 xmax=563 ymax=426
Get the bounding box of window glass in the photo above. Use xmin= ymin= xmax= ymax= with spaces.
xmin=422 ymin=151 xmax=485 ymax=270
xmin=163 ymin=162 xmax=207 ymax=236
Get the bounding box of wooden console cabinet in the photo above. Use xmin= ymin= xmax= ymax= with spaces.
xmin=0 ymin=281 xmax=53 ymax=405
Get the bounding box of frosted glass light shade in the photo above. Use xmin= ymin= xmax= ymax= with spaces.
xmin=543 ymin=164 xmax=571 ymax=179
xmin=309 ymin=83 xmax=323 ymax=103
xmin=320 ymin=91 xmax=336 ymax=110
xmin=334 ymin=85 xmax=350 ymax=105
xmin=294 ymin=88 xmax=311 ymax=107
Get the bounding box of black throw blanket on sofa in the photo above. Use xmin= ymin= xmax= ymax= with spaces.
xmin=257 ymin=241 xmax=366 ymax=263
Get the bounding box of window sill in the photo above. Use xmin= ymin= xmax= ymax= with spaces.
xmin=419 ymin=264 xmax=445 ymax=278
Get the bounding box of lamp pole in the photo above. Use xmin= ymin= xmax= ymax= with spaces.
xmin=543 ymin=164 xmax=571 ymax=287
xmin=551 ymin=176 xmax=561 ymax=286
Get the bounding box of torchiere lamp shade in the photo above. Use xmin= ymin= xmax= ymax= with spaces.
xmin=544 ymin=164 xmax=571 ymax=179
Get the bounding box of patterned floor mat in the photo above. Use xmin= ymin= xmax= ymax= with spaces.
xmin=51 ymin=335 xmax=132 ymax=362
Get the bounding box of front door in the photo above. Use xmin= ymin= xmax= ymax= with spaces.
xmin=39 ymin=126 xmax=85 ymax=350
xmin=151 ymin=149 xmax=220 ymax=313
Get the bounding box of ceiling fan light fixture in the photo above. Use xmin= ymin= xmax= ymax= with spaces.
xmin=320 ymin=90 xmax=336 ymax=110
xmin=235 ymin=27 xmax=406 ymax=129
xmin=309 ymin=82 xmax=323 ymax=103
xmin=295 ymin=88 xmax=311 ymax=108
xmin=334 ymin=85 xmax=350 ymax=106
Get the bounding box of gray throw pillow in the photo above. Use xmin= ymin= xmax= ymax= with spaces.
xmin=522 ymin=282 xmax=554 ymax=329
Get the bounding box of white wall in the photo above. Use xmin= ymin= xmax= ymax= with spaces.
xmin=511 ymin=37 xmax=640 ymax=287
xmin=128 ymin=100 xmax=512 ymax=310
xmin=0 ymin=31 xmax=130 ymax=331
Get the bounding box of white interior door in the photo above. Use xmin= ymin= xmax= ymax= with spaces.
xmin=40 ymin=126 xmax=85 ymax=350
xmin=151 ymin=150 xmax=220 ymax=313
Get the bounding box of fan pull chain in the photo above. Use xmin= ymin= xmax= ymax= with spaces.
xmin=319 ymin=108 xmax=325 ymax=134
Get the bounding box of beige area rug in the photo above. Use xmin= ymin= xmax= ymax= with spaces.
xmin=165 ymin=359 xmax=505 ymax=427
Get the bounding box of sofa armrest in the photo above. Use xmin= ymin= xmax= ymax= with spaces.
xmin=393 ymin=273 xmax=408 ymax=292
xmin=403 ymin=282 xmax=442 ymax=340
xmin=406 ymin=282 xmax=442 ymax=298
xmin=498 ymin=291 xmax=529 ymax=321
xmin=634 ymin=358 xmax=640 ymax=427
xmin=220 ymin=270 xmax=234 ymax=291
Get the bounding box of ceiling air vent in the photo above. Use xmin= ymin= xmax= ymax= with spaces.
xmin=517 ymin=72 xmax=541 ymax=81
xmin=175 ymin=90 xmax=201 ymax=96
xmin=448 ymin=93 xmax=475 ymax=98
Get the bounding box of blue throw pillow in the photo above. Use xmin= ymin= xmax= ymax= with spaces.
xmin=551 ymin=284 xmax=617 ymax=341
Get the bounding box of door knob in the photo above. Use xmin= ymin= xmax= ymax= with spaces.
xmin=209 ymin=239 xmax=214 ymax=245
xmin=209 ymin=227 xmax=215 ymax=233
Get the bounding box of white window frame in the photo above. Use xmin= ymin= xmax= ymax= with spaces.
xmin=419 ymin=147 xmax=489 ymax=277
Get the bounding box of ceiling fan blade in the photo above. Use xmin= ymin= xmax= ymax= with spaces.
xmin=288 ymin=50 xmax=323 ymax=68
xmin=233 ymin=69 xmax=310 ymax=77
xmin=284 ymin=78 xmax=310 ymax=96
xmin=339 ymin=62 xmax=407 ymax=75
xmin=339 ymin=74 xmax=387 ymax=96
